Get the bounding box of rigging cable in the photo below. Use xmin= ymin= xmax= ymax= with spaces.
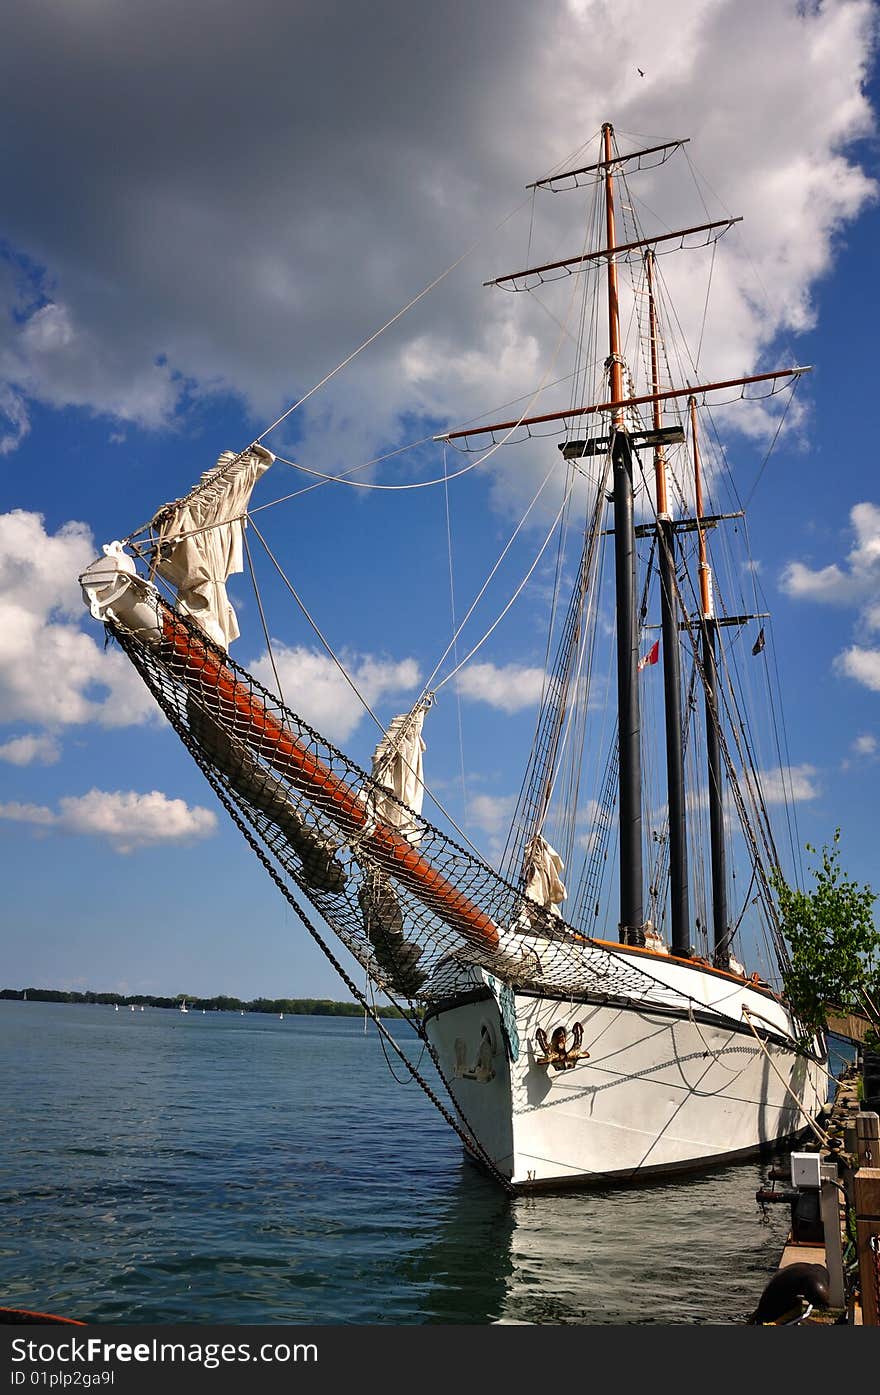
xmin=195 ymin=753 xmax=516 ymax=1192
xmin=254 ymin=196 xmax=534 ymax=446
xmin=442 ymin=445 xmax=469 ymax=828
xmin=430 ymin=475 xmax=578 ymax=694
xmin=125 ymin=145 xmax=608 ymax=545
xmin=244 ymin=515 xmax=491 ymax=868
xmin=418 ymin=453 xmax=567 ymax=698
xmin=243 ymin=529 xmax=286 ymax=706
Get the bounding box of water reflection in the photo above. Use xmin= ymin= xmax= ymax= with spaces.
xmin=1 ymin=1004 xmax=825 ymax=1325
xmin=415 ymin=1154 xmax=793 ymax=1325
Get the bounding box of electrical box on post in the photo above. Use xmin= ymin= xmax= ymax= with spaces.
xmin=790 ymin=1152 xmax=822 ymax=1189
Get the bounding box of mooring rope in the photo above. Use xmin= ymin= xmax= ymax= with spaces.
xmin=741 ymin=1007 xmax=829 ymax=1147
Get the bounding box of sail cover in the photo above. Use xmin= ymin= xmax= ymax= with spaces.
xmin=523 ymin=834 xmax=566 ymax=915
xmin=153 ymin=445 xmax=274 ymax=650
xmin=370 ymin=706 xmax=427 ymax=843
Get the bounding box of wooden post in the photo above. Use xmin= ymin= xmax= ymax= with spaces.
xmin=854 ymin=1167 xmax=880 ymax=1326
xmin=820 ymin=1162 xmax=846 ymax=1308
xmin=857 ymin=1112 xmax=880 ymax=1168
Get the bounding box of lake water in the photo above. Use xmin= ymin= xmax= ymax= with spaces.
xmin=0 ymin=1000 xmax=843 ymax=1325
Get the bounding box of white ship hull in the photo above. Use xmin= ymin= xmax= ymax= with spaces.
xmin=424 ymin=952 xmax=826 ymax=1189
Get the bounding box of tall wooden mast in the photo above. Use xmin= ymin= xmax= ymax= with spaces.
xmin=432 ymin=128 xmax=808 ymax=958
xmin=604 ymin=122 xmax=644 ymax=946
xmin=689 ymin=396 xmax=729 ymax=966
xmin=647 ymin=252 xmax=690 ymax=956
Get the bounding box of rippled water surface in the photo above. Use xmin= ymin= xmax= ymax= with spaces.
xmin=1 ymin=1000 xmax=805 ymax=1324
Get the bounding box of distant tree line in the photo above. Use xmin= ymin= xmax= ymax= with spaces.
xmin=0 ymin=987 xmax=404 ymax=1018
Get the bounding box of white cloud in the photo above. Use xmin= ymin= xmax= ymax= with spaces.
xmin=468 ymin=792 xmax=516 ymax=838
xmin=0 ymin=510 xmax=157 ymax=733
xmin=0 ymin=385 xmax=29 ymax=455
xmin=249 ymin=642 xmax=420 ymax=744
xmin=853 ymin=732 xmax=877 ymax=756
xmin=683 ymin=764 xmax=819 ymax=821
xmin=783 ymin=502 xmax=880 ymax=692
xmin=0 ymin=788 xmax=217 ymax=854
xmin=752 ymin=764 xmax=820 ymax=804
xmin=836 ymin=646 xmax=880 ymax=692
xmin=456 ymin=661 xmax=547 ymax=713
xmin=0 ymin=800 xmax=56 ymax=827
xmin=781 ymin=502 xmax=880 ymax=606
xmin=0 ymin=0 xmax=873 ymax=513
xmin=466 ymin=790 xmax=517 ymax=865
xmin=3 ymin=301 xmax=183 ymax=433
xmin=0 ymin=732 xmax=60 ymax=765
xmin=574 ymin=799 xmax=609 ymax=853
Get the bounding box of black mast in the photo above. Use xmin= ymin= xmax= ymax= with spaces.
xmin=689 ymin=396 xmax=729 ymax=966
xmin=703 ymin=621 xmax=729 ymax=965
xmin=646 ymin=252 xmax=691 ymax=956
xmin=603 ymin=124 xmax=644 ymax=946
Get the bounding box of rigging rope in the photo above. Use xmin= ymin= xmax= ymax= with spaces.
xmin=243 ymin=529 xmax=285 ymax=706
xmin=418 ymin=454 xmax=564 ymax=698
xmin=245 ymin=515 xmax=490 ymax=867
xmin=442 ymin=447 xmax=469 ymax=829
xmin=253 ymin=198 xmax=532 ymax=446
xmin=431 ymin=478 xmax=577 ymax=694
xmin=124 ymin=162 xmax=597 ymax=545
xmin=198 ymin=753 xmax=517 ymax=1192
xmin=741 ymin=1009 xmax=829 ymax=1146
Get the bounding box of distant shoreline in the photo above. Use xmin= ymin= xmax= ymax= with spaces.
xmin=0 ymin=987 xmax=404 ymax=1018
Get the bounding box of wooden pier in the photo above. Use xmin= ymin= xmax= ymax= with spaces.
xmin=752 ymin=1054 xmax=880 ymax=1325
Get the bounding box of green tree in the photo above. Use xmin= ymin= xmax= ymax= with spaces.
xmin=773 ymin=830 xmax=880 ymax=1038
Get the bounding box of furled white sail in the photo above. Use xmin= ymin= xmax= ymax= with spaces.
xmin=153 ymin=445 xmax=274 ymax=650
xmin=523 ymin=834 xmax=566 ymax=915
xmin=370 ymin=706 xmax=427 ymax=844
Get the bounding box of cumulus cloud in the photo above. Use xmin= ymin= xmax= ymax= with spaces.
xmin=0 ymin=0 xmax=874 ymax=510
xmin=781 ymin=502 xmax=880 ymax=605
xmin=853 ymin=732 xmax=877 ymax=755
xmin=3 ymin=301 xmax=183 ymax=439
xmin=0 ymin=801 xmax=56 ymax=827
xmin=836 ymin=646 xmax=880 ymax=691
xmin=0 ymin=788 xmax=217 ymax=854
xmin=0 ymin=510 xmax=158 ymax=732
xmin=782 ymin=501 xmax=880 ymax=692
xmin=468 ymin=792 xmax=517 ymax=837
xmin=0 ymin=385 xmax=29 ymax=455
xmin=684 ymin=765 xmax=819 ymax=824
xmin=752 ymin=764 xmax=820 ymax=804
xmin=0 ymin=732 xmax=60 ymax=766
xmin=250 ymin=642 xmax=420 ymax=744
xmin=456 ymin=661 xmax=547 ymax=713
xmin=465 ymin=790 xmax=517 ymax=864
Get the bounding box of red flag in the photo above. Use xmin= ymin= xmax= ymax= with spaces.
xmin=638 ymin=639 xmax=660 ymax=672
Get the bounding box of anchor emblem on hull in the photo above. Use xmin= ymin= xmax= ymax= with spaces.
xmin=453 ymin=1022 xmax=496 ymax=1082
xmin=534 ymin=1022 xmax=588 ymax=1071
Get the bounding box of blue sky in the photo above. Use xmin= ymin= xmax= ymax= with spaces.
xmin=1 ymin=1 xmax=879 ymax=999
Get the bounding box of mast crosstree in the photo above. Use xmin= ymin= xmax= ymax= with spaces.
xmin=447 ymin=121 xmax=810 ymax=958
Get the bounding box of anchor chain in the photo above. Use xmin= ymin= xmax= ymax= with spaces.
xmin=138 ymin=662 xmax=517 ymax=1194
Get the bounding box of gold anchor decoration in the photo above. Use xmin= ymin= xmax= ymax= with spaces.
xmin=534 ymin=1022 xmax=588 ymax=1071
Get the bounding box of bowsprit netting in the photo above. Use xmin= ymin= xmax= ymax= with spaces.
xmin=107 ymin=595 xmax=695 ymax=1011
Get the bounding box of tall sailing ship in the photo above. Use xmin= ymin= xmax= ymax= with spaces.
xmin=80 ymin=125 xmax=827 ymax=1189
